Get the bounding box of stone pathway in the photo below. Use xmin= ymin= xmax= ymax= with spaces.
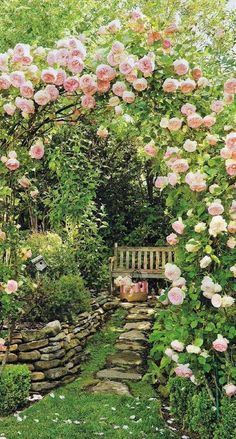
xmin=88 ymin=300 xmax=155 ymax=396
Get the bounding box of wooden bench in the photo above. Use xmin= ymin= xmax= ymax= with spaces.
xmin=110 ymin=243 xmax=175 ymax=291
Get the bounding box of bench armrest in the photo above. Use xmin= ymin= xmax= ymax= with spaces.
xmin=109 ymin=256 xmax=116 ymax=272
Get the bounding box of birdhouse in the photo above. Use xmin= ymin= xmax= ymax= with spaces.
xmin=31 ymin=255 xmax=47 ymax=272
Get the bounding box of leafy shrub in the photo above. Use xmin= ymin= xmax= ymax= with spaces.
xmin=26 ymin=232 xmax=78 ymax=279
xmin=169 ymin=377 xmax=196 ymax=422
xmin=214 ymin=397 xmax=236 ymax=439
xmin=0 ymin=365 xmax=30 ymax=415
xmin=185 ymin=389 xmax=217 ymax=439
xmin=25 ymin=274 xmax=91 ymax=323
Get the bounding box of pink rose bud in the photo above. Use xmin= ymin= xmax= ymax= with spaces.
xmin=5 ymin=279 xmax=18 ymax=294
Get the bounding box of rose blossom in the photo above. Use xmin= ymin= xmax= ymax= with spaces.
xmin=209 ymin=215 xmax=227 ymax=237
xmin=15 ymin=97 xmax=35 ymax=114
xmin=174 ymin=364 xmax=193 ymax=378
xmin=119 ymin=58 xmax=135 ymax=75
xmin=55 ymin=69 xmax=67 ymax=86
xmin=3 ymin=103 xmax=16 ymax=116
xmin=30 ymin=189 xmax=39 ymax=198
xmin=220 ymin=147 xmax=232 ymax=159
xmin=162 ymin=39 xmax=172 ymax=49
xmin=162 ymin=78 xmax=179 ymax=93
xmin=180 ymin=79 xmax=196 ymax=94
xmin=201 ymin=276 xmax=222 ymax=298
xmin=198 ymin=77 xmax=209 ymax=87
xmin=185 ymin=171 xmax=207 ymax=192
xmin=29 ymin=140 xmax=45 ymax=159
xmin=221 ymin=295 xmax=235 ymax=307
xmin=67 ymin=56 xmax=84 ymax=74
xmin=155 ymin=176 xmax=168 ymax=189
xmin=107 ymin=19 xmax=121 ymax=33
xmin=122 ymin=91 xmax=135 ymax=103
xmin=186 ymin=345 xmax=201 ymax=354
xmin=226 ymin=159 xmax=236 ymax=176
xmin=109 ymin=96 xmax=120 ymax=106
xmin=200 ymin=256 xmax=212 ymax=268
xmin=112 ymin=81 xmax=127 ymax=97
xmin=144 ymin=140 xmax=157 ymax=157
xmin=166 ymin=233 xmax=178 ymax=245
xmin=41 ymin=68 xmax=57 ymax=83
xmin=183 ymin=139 xmax=197 ymax=152
xmin=171 ymin=340 xmax=184 ymax=352
xmin=168 ymin=117 xmax=182 ymax=131
xmin=224 ymin=93 xmax=234 ymax=104
xmin=206 ymin=134 xmax=218 ymax=145
xmin=208 ymin=200 xmax=224 ymax=216
xmin=6 ymin=157 xmax=20 ymax=171
xmin=97 ymin=127 xmax=108 ymax=138
xmin=212 ymin=335 xmax=229 ymax=352
xmin=165 ymin=263 xmax=181 ymax=281
xmin=111 ymin=41 xmax=124 ymax=54
xmin=170 ymin=159 xmax=189 ymax=173
xmin=10 ymin=71 xmax=25 ymax=88
xmin=225 ymin=132 xmax=236 ymax=152
xmin=19 ymin=176 xmax=30 ymax=188
xmin=211 ymin=100 xmax=224 ymax=113
xmin=165 ymin=348 xmax=174 ymax=358
xmin=81 ymin=95 xmax=96 ymax=109
xmin=230 ymin=264 xmax=236 ymax=277
xmin=0 ymin=73 xmax=11 ymax=89
xmin=97 ymin=79 xmax=110 ymax=93
xmin=173 ymin=59 xmax=189 ymax=76
xmin=191 ymin=66 xmax=202 ymax=80
xmin=133 ymin=78 xmax=147 ymax=91
xmin=224 ymin=78 xmax=236 ymax=94
xmin=194 ymin=222 xmax=206 ymax=233
xmin=45 ymin=85 xmax=59 ymax=102
xmin=137 ymin=55 xmax=155 ymax=76
xmin=130 ymin=7 xmax=144 ymax=20
xmin=211 ymin=294 xmax=222 ymax=308
xmin=172 ymin=219 xmax=185 ymax=235
xmin=172 ymin=277 xmax=186 ymax=288
xmin=181 ymin=103 xmax=196 ymax=116
xmin=79 ymin=74 xmax=97 ymax=95
xmin=185 ymin=240 xmax=200 ymax=252
xmin=223 ymin=383 xmax=236 ymax=397
xmin=168 ymin=172 xmax=179 ymax=186
xmin=187 ymin=113 xmax=203 ymax=129
xmin=168 ymin=287 xmax=184 ymax=305
xmin=227 ymin=237 xmax=236 ymax=248
xmin=203 ymin=115 xmax=216 ymax=128
xmin=96 ymin=64 xmax=116 ymax=81
xmin=63 ymin=76 xmax=80 ymax=92
xmin=5 ymin=280 xmax=18 ymax=294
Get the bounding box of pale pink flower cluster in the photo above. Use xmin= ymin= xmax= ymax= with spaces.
xmin=172 ymin=218 xmax=185 ymax=235
xmin=29 ymin=140 xmax=45 ymax=160
xmin=212 ymin=334 xmax=229 ymax=352
xmin=207 ymin=199 xmax=224 ymax=216
xmin=164 ymin=263 xmax=186 ymax=305
xmin=221 ymin=132 xmax=236 ymax=176
xmin=1 ymin=150 xmax=20 ymax=171
xmin=185 ymin=171 xmax=207 ymax=192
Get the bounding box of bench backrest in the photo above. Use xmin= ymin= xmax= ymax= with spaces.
xmin=113 ymin=244 xmax=175 ymax=274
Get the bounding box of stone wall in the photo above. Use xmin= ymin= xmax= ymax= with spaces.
xmin=0 ymin=293 xmax=119 ymax=392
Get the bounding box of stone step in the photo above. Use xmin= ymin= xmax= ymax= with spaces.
xmin=115 ymin=341 xmax=146 ymax=352
xmin=107 ymin=351 xmax=142 ymax=367
xmin=88 ymin=380 xmax=131 ymax=396
xmin=96 ymin=368 xmax=142 ymax=381
xmin=119 ymin=330 xmax=147 ymax=342
xmin=126 ymin=313 xmax=153 ymax=321
xmin=123 ymin=321 xmax=151 ymax=331
xmin=129 ymin=307 xmax=155 ymax=316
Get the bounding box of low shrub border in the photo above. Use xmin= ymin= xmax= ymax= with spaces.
xmin=0 ymin=365 xmax=30 ymax=415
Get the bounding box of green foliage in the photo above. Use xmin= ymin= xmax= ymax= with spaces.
xmin=214 ymin=397 xmax=236 ymax=439
xmin=185 ymin=389 xmax=217 ymax=439
xmin=169 ymin=377 xmax=196 ymax=422
xmin=0 ymin=365 xmax=30 ymax=416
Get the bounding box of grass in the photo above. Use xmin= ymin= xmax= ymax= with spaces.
xmin=0 ymin=308 xmax=178 ymax=439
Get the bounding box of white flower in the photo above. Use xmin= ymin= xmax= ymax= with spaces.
xmin=230 ymin=264 xmax=236 ymax=277
xmin=221 ymin=295 xmax=235 ymax=307
xmin=209 ymin=215 xmax=227 ymax=237
xmin=186 ymin=344 xmax=201 ymax=354
xmin=211 ymin=294 xmax=222 ymax=308
xmin=200 ymin=256 xmax=212 ymax=269
xmin=194 ymin=222 xmax=206 ymax=233
xmin=160 ymin=117 xmax=169 ymax=128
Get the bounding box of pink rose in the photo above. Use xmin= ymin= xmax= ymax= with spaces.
xmin=67 ymin=56 xmax=84 ymax=74
xmin=226 ymin=159 xmax=236 ymax=176
xmin=208 ymin=200 xmax=224 ymax=216
xmin=30 ymin=140 xmax=45 ymax=159
xmin=165 ymin=263 xmax=181 ymax=281
xmin=224 ymin=93 xmax=234 ymax=104
xmin=69 ymin=40 xmax=86 ymax=60
xmin=225 ymin=132 xmax=236 ymax=152
xmin=133 ymin=78 xmax=148 ymax=91
xmin=163 ymin=78 xmax=179 ymax=93
xmin=155 ymin=176 xmax=168 ymax=189
xmin=181 ymin=103 xmax=196 ymax=116
xmin=3 ymin=103 xmax=16 ymax=116
xmin=220 ymin=147 xmax=232 ymax=159
xmin=183 ymin=139 xmax=197 ymax=152
xmin=125 ymin=72 xmax=137 ymax=83
xmin=119 ymin=58 xmax=135 ymax=75
xmin=172 ymin=219 xmax=185 ymax=234
xmin=144 ymin=141 xmax=157 ymax=157
xmin=111 ymin=41 xmax=125 ymax=54
xmin=168 ymin=172 xmax=179 ymax=186
xmin=206 ymin=134 xmax=218 ymax=145
xmin=224 ymin=383 xmax=236 ymax=397
xmin=170 ymin=159 xmax=189 ymax=173
xmin=203 ymin=115 xmax=216 ymax=128
xmin=19 ymin=176 xmax=30 ymax=188
xmin=63 ymin=76 xmax=80 ymax=92
xmin=41 ymin=68 xmax=57 ymax=83
xmin=45 ymin=85 xmax=59 ymax=102
xmin=180 ymin=79 xmax=196 ymax=94
xmin=185 ymin=171 xmax=207 ymax=192
xmin=5 ymin=279 xmax=18 ymax=294
xmin=166 ymin=233 xmax=178 ymax=245
xmin=47 ymin=50 xmax=58 ymax=65
xmin=107 ymin=52 xmax=119 ymax=67
xmin=112 ymin=81 xmax=127 ymax=97
xmin=122 ymin=91 xmax=135 ymax=103
xmin=227 ymin=237 xmax=236 ymax=249
xmin=107 ymin=19 xmax=121 ymax=33
xmin=34 ymin=89 xmax=50 ymax=106
xmin=228 ymin=221 xmax=236 ymax=234
xmin=97 ymin=80 xmax=110 ymax=93
xmin=191 ymin=67 xmax=202 ymax=80
xmin=212 ymin=335 xmax=229 ymax=352
xmin=96 ymin=64 xmax=116 ymax=81
xmin=211 ymin=100 xmax=224 ymax=113
xmin=224 ymin=78 xmax=236 ymax=94
xmin=175 ymin=364 xmax=193 ymax=378
xmin=165 ymin=22 xmax=178 ymax=34
xmin=6 ymin=157 xmax=20 ymax=171
xmin=0 ymin=53 xmax=9 ymax=71
xmin=81 ymin=95 xmax=96 ymax=109
xmin=15 ymin=97 xmax=35 ymax=114
xmin=55 ymin=69 xmax=67 ymax=86
xmin=173 ymin=59 xmax=189 ymax=76
xmin=168 ymin=117 xmax=182 ymax=131
xmin=80 ymin=74 xmax=97 ymax=95
xmin=10 ymin=71 xmax=25 ymax=88
xmin=187 ymin=113 xmax=203 ymax=129
xmin=162 ymin=39 xmax=172 ymax=49
xmin=0 ymin=73 xmax=11 ymax=89
xmin=20 ymin=80 xmax=34 ymax=98
xmin=137 ymin=55 xmax=155 ymax=76
xmin=30 ymin=189 xmax=39 ymax=198
xmin=171 ymin=340 xmax=184 ymax=352
xmin=168 ymin=287 xmax=184 ymax=305
xmin=130 ymin=7 xmax=144 ymax=20
xmin=56 ymin=48 xmax=69 ymax=66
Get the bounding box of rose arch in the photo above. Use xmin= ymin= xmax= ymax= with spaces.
xmin=0 ymin=10 xmax=235 ymax=405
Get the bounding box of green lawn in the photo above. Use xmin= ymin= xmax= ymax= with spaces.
xmin=0 ymin=309 xmax=178 ymax=439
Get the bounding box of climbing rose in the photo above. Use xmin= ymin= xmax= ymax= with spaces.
xmin=187 ymin=113 xmax=203 ymax=129
xmin=96 ymin=64 xmax=115 ymax=81
xmin=0 ymin=73 xmax=11 ymax=89
xmin=168 ymin=172 xmax=179 ymax=186
xmin=168 ymin=287 xmax=184 ymax=305
xmin=225 ymin=132 xmax=236 ymax=152
xmin=165 ymin=348 xmax=174 ymax=358
xmin=171 ymin=340 xmax=184 ymax=352
xmin=119 ymin=58 xmax=135 ymax=75
xmin=173 ymin=59 xmax=189 ymax=75
xmin=80 ymin=74 xmax=97 ymax=95
xmin=208 ymin=200 xmax=224 ymax=216
xmin=191 ymin=67 xmax=202 ymax=80
xmin=211 ymin=100 xmax=224 ymax=113
xmin=67 ymin=56 xmax=84 ymax=74
xmin=170 ymin=159 xmax=189 ymax=173
xmin=230 ymin=265 xmax=236 ymax=277
xmin=180 ymin=79 xmax=196 ymax=94
xmin=165 ymin=263 xmax=181 ymax=281
xmin=107 ymin=19 xmax=122 ymax=33
xmin=168 ymin=117 xmax=182 ymax=131
xmin=181 ymin=103 xmax=196 ymax=116
xmin=175 ymin=364 xmax=193 ymax=378
xmin=133 ymin=78 xmax=147 ymax=91
xmin=122 ymin=91 xmax=135 ymax=103
xmin=227 ymin=237 xmax=236 ymax=248
xmin=5 ymin=280 xmax=18 ymax=294
xmin=3 ymin=103 xmax=16 ymax=115
xmin=228 ymin=221 xmax=236 ymax=234
xmin=211 ymin=294 xmax=222 ymax=308
xmin=185 ymin=172 xmax=207 ymax=192
xmin=137 ymin=55 xmax=155 ymax=75
xmin=209 ymin=215 xmax=227 ymax=237
xmin=206 ymin=134 xmax=218 ymax=145
xmin=155 ymin=176 xmax=168 ymax=189
xmin=166 ymin=233 xmax=178 ymax=245
xmin=186 ymin=345 xmax=201 ymax=354
xmin=112 ymin=81 xmax=127 ymax=97
xmin=97 ymin=127 xmax=109 ymax=138
xmin=213 ymin=335 xmax=229 ymax=352
xmin=111 ymin=41 xmax=125 ymax=54
xmin=10 ymin=71 xmax=25 ymax=87
xmin=41 ymin=68 xmax=57 ymax=83
xmin=200 ymin=256 xmax=211 ymax=268
xmin=144 ymin=141 xmax=157 ymax=157
xmin=226 ymin=159 xmax=236 ymax=176
xmin=63 ymin=76 xmax=80 ymax=92
xmin=224 ymin=78 xmax=236 ymax=94
xmin=6 ymin=157 xmax=20 ymax=171
xmin=221 ymin=296 xmax=235 ymax=308
xmin=15 ymin=97 xmax=35 ymax=114
xmin=34 ymin=89 xmax=50 ymax=106
xmin=183 ymin=139 xmax=197 ymax=152
xmin=223 ymin=383 xmax=236 ymax=397
xmin=194 ymin=222 xmax=206 ymax=233
xmin=81 ymin=95 xmax=96 ymax=109
xmin=45 ymin=85 xmax=59 ymax=101
xmin=203 ymin=115 xmax=216 ymax=128
xmin=19 ymin=176 xmax=30 ymax=188
xmin=162 ymin=78 xmax=178 ymax=93
xmin=172 ymin=219 xmax=185 ymax=235
xmin=29 ymin=140 xmax=45 ymax=159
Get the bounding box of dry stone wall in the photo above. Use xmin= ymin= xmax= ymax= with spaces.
xmin=1 ymin=293 xmax=119 ymax=392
